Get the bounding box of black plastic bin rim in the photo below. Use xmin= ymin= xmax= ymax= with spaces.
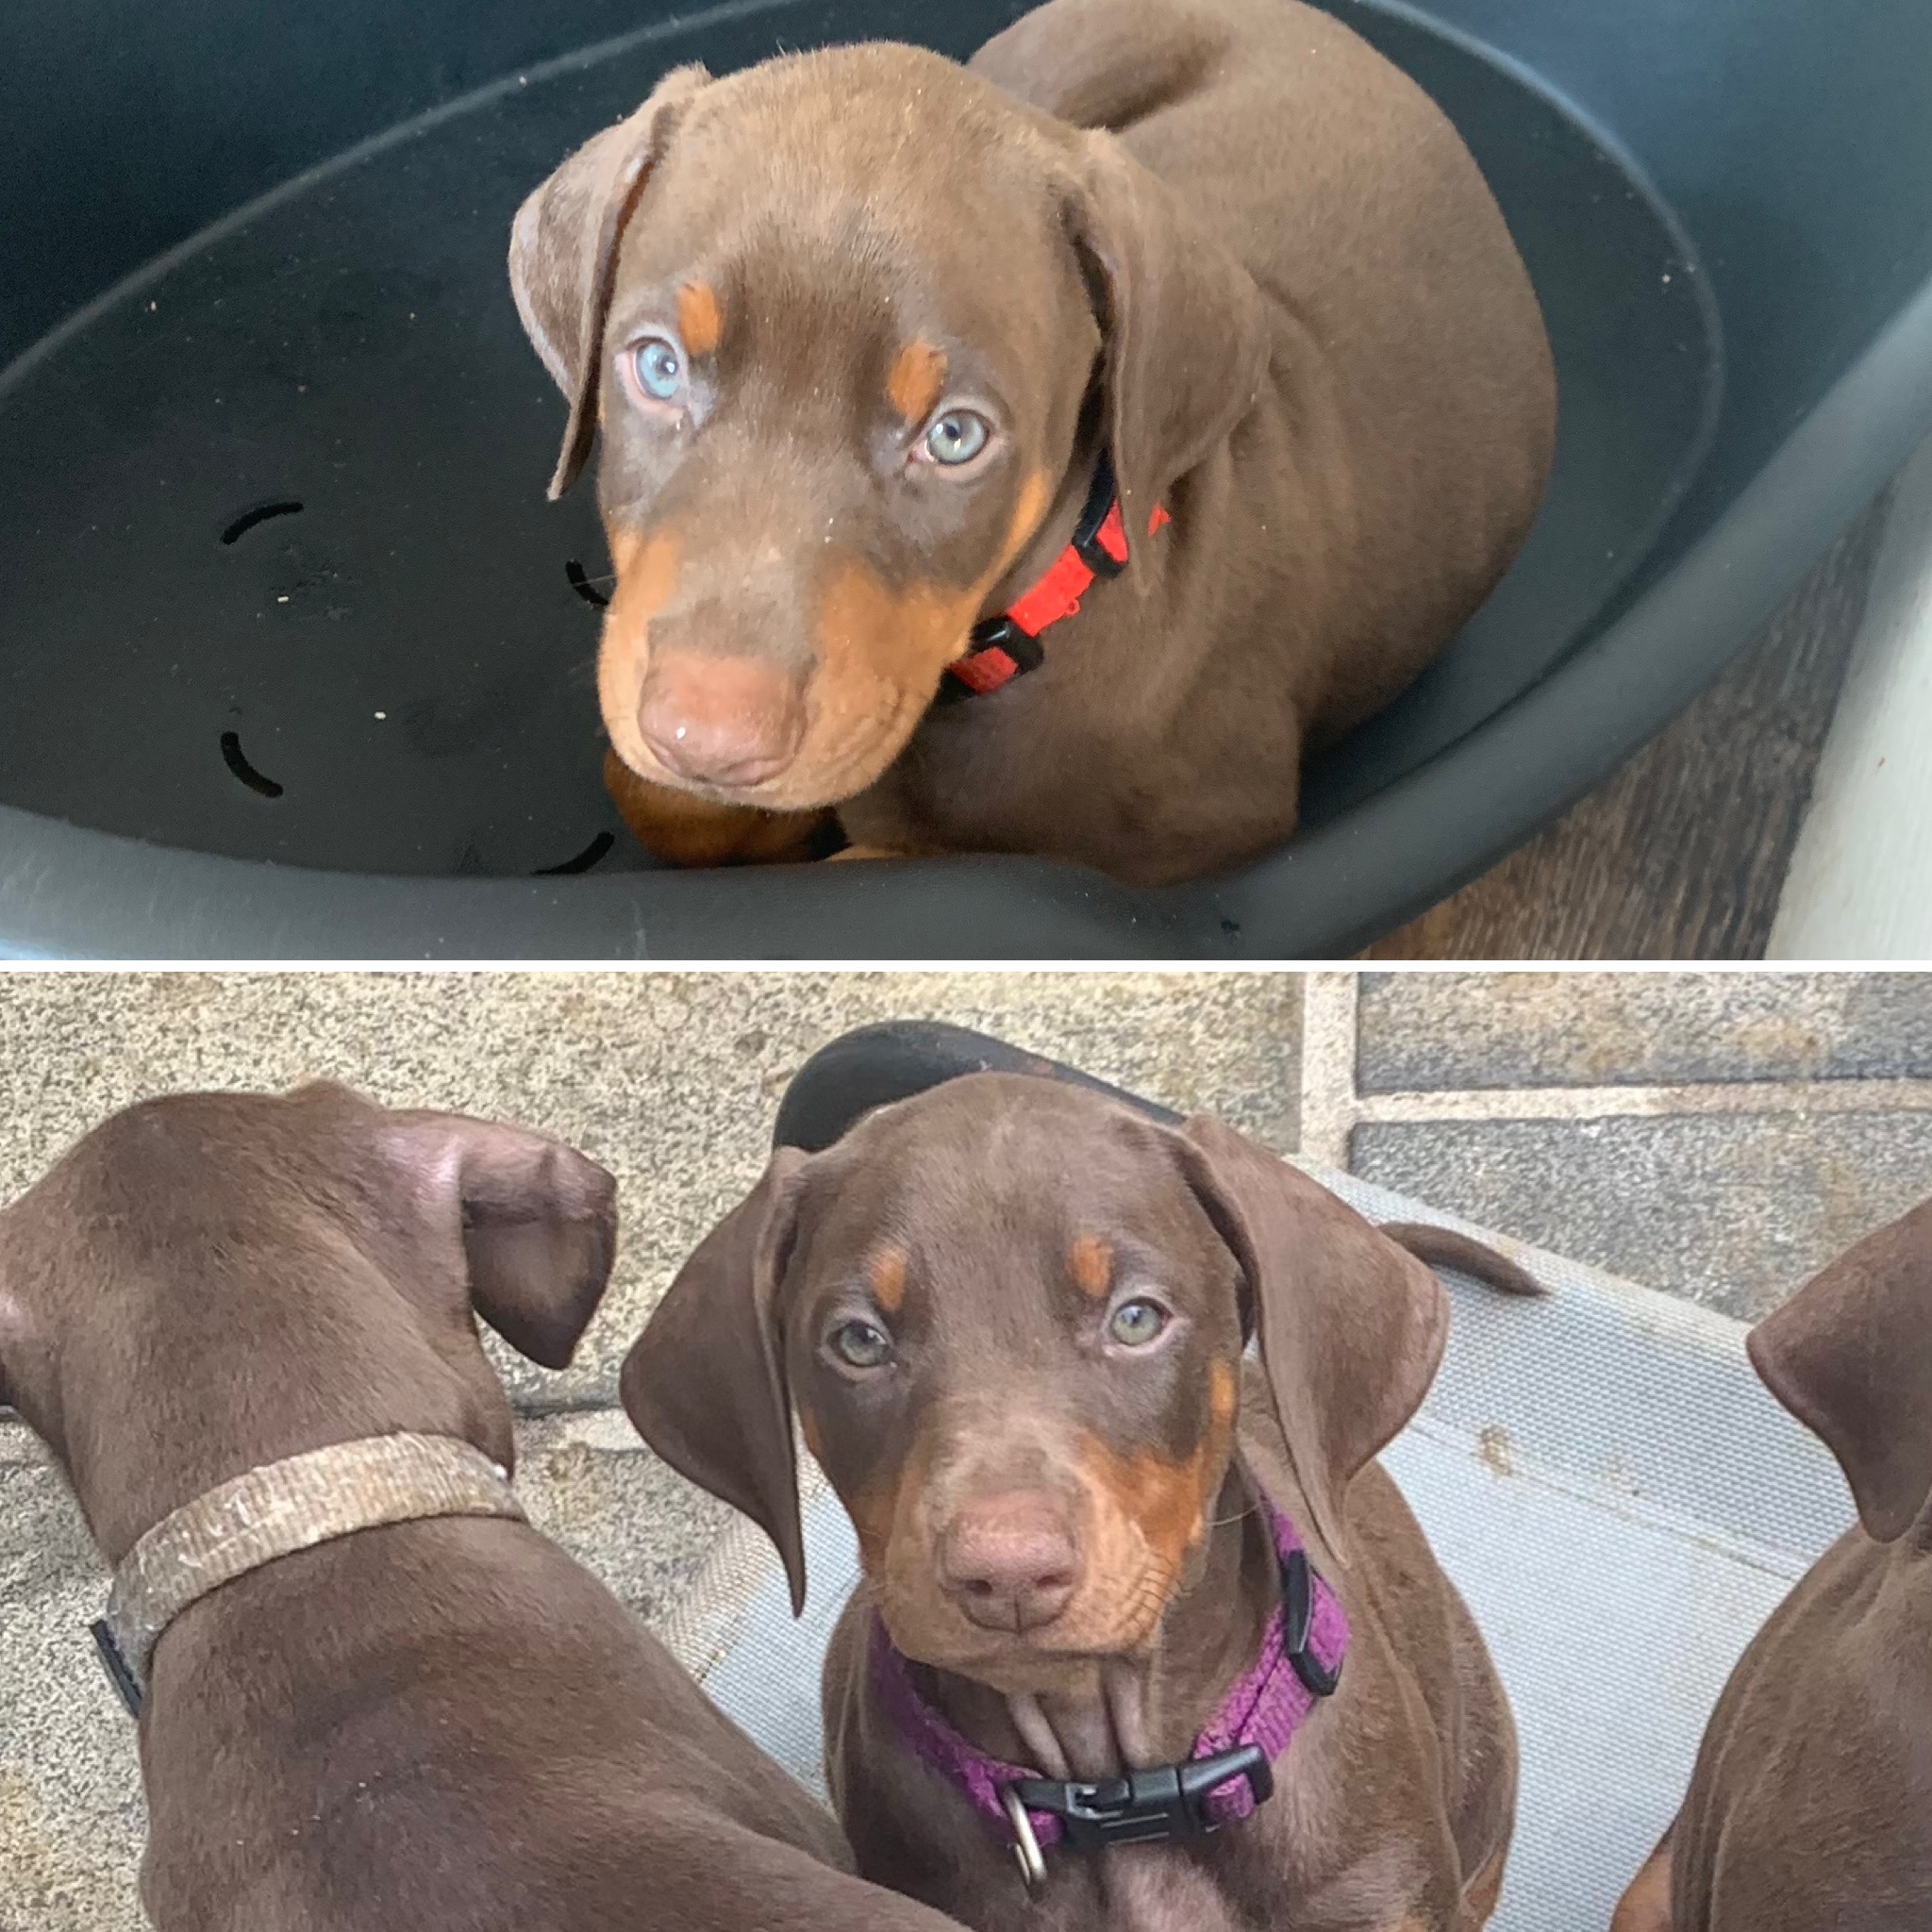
xmin=4 ymin=265 xmax=1929 ymax=961
xmin=770 ymin=1021 xmax=1183 ymax=1156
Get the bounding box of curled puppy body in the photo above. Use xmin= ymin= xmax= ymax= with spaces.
xmin=509 ymin=0 xmax=1556 ymax=881
xmin=625 ymin=1074 xmax=1541 ymax=1930
xmin=0 ymin=1083 xmax=973 ymax=1932
xmin=1613 ymin=1200 xmax=1932 ymax=1932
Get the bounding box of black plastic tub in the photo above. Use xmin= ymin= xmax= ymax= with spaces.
xmin=4 ymin=0 xmax=1929 ymax=958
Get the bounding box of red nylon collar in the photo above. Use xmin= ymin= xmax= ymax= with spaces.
xmin=941 ymin=458 xmax=1171 ymax=701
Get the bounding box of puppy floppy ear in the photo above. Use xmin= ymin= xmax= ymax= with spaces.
xmin=1748 ymin=1199 xmax=1932 ymax=1544
xmin=621 ymin=1147 xmax=810 ymax=1613
xmin=1061 ymin=129 xmax=1268 ymax=562
xmin=384 ymin=1111 xmax=618 ymax=1371
xmin=1173 ymin=1116 xmax=1447 ymax=1562
xmin=508 ymin=61 xmax=711 ymax=500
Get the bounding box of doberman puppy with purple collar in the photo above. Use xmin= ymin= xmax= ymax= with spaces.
xmin=625 ymin=1073 xmax=1543 ymax=1931
xmin=509 ymin=0 xmax=1556 ymax=881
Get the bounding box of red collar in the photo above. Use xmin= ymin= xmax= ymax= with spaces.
xmin=940 ymin=455 xmax=1171 ymax=702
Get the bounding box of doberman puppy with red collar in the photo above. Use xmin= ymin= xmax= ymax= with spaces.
xmin=0 ymin=1082 xmax=974 ymax=1932
xmin=625 ymin=1073 xmax=1542 ymax=1931
xmin=1613 ymin=1198 xmax=1932 ymax=1932
xmin=509 ymin=0 xmax=1556 ymax=881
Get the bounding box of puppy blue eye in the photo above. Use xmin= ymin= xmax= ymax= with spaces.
xmin=1108 ymin=1299 xmax=1169 ymax=1347
xmin=829 ymin=1319 xmax=894 ymax=1369
xmin=632 ymin=336 xmax=685 ymax=402
xmin=924 ymin=408 xmax=991 ymax=466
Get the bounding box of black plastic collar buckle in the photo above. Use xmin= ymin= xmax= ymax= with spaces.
xmin=1281 ymin=1546 xmax=1342 ymax=1697
xmin=965 ymin=616 xmax=1046 ymax=676
xmin=932 ymin=616 xmax=1046 ymax=708
xmin=91 ymin=1620 xmax=144 ymax=1719
xmin=1070 ymin=450 xmax=1127 ymax=580
xmin=1009 ymin=1742 xmax=1273 ymax=1857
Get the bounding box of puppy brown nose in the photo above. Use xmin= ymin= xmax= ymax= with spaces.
xmin=940 ymin=1493 xmax=1079 ymax=1634
xmin=636 ymin=651 xmax=805 ymax=789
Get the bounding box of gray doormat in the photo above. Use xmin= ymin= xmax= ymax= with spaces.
xmin=658 ymin=1158 xmax=1851 ymax=1932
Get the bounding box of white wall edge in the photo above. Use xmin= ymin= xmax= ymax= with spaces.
xmin=1769 ymin=431 xmax=1932 ymax=958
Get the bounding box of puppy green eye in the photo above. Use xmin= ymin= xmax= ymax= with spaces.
xmin=924 ymin=408 xmax=991 ymax=466
xmin=1108 ymin=1298 xmax=1170 ymax=1348
xmin=631 ymin=335 xmax=686 ymax=403
xmin=828 ymin=1319 xmax=894 ymax=1369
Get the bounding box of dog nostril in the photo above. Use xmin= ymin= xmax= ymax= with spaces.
xmin=635 ymin=673 xmax=804 ymax=790
xmin=641 ymin=726 xmax=793 ymax=789
xmin=941 ymin=1497 xmax=1081 ymax=1633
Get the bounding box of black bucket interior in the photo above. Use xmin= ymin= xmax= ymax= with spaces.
xmin=1 ymin=0 xmax=1927 ymax=955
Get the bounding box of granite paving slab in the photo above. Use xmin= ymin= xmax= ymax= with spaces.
xmin=1357 ymin=970 xmax=1932 ymax=1091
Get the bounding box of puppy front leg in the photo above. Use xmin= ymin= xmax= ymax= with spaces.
xmin=1456 ymin=1840 xmax=1512 ymax=1929
xmin=1609 ymin=1831 xmax=1674 ymax=1932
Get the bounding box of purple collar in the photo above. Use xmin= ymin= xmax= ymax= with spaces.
xmin=871 ymin=1498 xmax=1347 ymax=1876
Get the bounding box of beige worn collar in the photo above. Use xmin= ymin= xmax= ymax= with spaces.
xmin=92 ymin=1431 xmax=525 ymax=1716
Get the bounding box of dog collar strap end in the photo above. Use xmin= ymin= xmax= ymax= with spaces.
xmin=92 ymin=1431 xmax=523 ymax=1718
xmin=940 ymin=454 xmax=1171 ymax=702
xmin=872 ymin=1498 xmax=1346 ymax=1888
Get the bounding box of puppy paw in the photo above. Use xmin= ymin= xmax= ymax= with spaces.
xmin=824 ymin=843 xmax=908 ymax=862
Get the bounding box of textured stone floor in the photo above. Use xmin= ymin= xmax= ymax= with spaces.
xmin=1315 ymin=971 xmax=1932 ymax=1320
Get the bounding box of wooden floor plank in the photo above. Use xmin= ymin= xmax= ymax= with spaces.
xmin=1362 ymin=493 xmax=1895 ymax=960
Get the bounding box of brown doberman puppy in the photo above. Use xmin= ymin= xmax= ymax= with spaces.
xmin=1612 ymin=1199 xmax=1932 ymax=1932
xmin=508 ymin=0 xmax=1556 ymax=882
xmin=623 ymin=1074 xmax=1541 ymax=1931
xmin=0 ymin=1082 xmax=970 ymax=1932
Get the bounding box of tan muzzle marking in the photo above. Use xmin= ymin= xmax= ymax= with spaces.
xmin=101 ymin=1432 xmax=524 ymax=1702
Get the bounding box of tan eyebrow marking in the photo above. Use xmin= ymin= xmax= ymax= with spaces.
xmin=869 ymin=1244 xmax=908 ymax=1316
xmin=887 ymin=341 xmax=948 ymax=425
xmin=1070 ymin=1234 xmax=1113 ymax=1299
xmin=676 ymin=280 xmax=723 ymax=357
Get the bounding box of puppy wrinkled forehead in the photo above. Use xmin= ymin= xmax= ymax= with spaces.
xmin=803 ymin=1075 xmax=1198 ymax=1255
xmin=622 ymin=48 xmax=1065 ymax=330
xmin=685 ymin=43 xmax=1052 ymax=205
